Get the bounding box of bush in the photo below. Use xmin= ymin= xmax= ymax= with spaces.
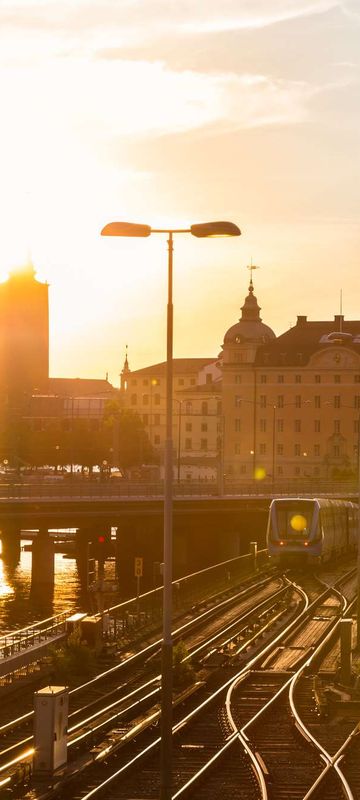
xmin=50 ymin=628 xmax=96 ymax=682
xmin=173 ymin=641 xmax=195 ymax=689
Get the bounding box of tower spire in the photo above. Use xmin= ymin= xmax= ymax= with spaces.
xmin=247 ymin=259 xmax=260 ymax=291
xmin=120 ymin=345 xmax=130 ymax=389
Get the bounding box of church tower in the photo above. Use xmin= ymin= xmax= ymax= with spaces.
xmin=0 ymin=262 xmax=49 ymax=400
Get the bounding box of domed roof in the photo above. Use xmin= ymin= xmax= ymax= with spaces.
xmin=223 ymin=280 xmax=275 ymax=345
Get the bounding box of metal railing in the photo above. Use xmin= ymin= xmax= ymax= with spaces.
xmin=0 ymin=479 xmax=357 ymax=501
xmin=0 ymin=611 xmax=68 ymax=661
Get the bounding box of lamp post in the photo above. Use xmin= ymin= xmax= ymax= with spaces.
xmin=101 ymin=219 xmax=240 ymax=800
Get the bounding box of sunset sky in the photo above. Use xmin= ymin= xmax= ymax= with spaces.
xmin=0 ymin=0 xmax=359 ymax=385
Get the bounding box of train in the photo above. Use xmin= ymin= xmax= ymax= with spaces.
xmin=267 ymin=497 xmax=358 ymax=565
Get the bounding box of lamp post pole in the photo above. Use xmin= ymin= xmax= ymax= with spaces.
xmin=101 ymin=219 xmax=240 ymax=800
xmin=357 ymin=414 xmax=360 ymax=647
xmin=162 ymin=230 xmax=173 ymax=796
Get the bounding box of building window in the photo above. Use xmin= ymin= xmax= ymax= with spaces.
xmin=278 ymin=375 xmax=284 ymax=384
xmin=259 ymin=443 xmax=266 ymax=455
xmin=178 ymin=378 xmax=184 ymax=386
xmin=201 ymin=423 xmax=208 ymax=432
xmin=334 ymin=419 xmax=341 ymax=433
xmin=333 ymin=445 xmax=340 ymax=457
xmin=154 ymin=434 xmax=160 ymax=445
xmin=217 ymin=401 xmax=222 ymax=414
xmin=143 ymin=379 xmax=149 ymax=386
xmin=297 ymin=353 xmax=303 ymax=363
xmin=185 ymin=401 xmax=192 ymax=414
xmin=185 ymin=422 xmax=192 ymax=432
xmin=260 ymin=395 xmax=267 ymax=408
xmin=295 ymin=395 xmax=301 ymax=408
xmin=294 ymin=419 xmax=301 ymax=432
xmin=201 ymin=438 xmax=208 ymax=450
xmin=201 ymin=401 xmax=208 ymax=415
xmin=190 ymin=378 xmax=196 ymax=386
xmin=154 ymin=414 xmax=160 ymax=425
xmin=240 ymin=464 xmax=246 ymax=474
xmin=154 ymin=393 xmax=161 ymax=405
xmin=142 ymin=414 xmax=149 ymax=425
xmin=354 ymin=419 xmax=359 ymax=433
xmin=314 ymin=444 xmax=320 ymax=456
xmin=315 ymin=375 xmax=321 ymax=384
xmin=143 ymin=394 xmax=149 ymax=405
xmin=131 ymin=394 xmax=137 ymax=405
xmin=185 ymin=438 xmax=192 ymax=450
xmin=277 ymin=466 xmax=283 ymax=475
xmin=131 ymin=379 xmax=137 ymax=386
xmin=277 ymin=396 xmax=284 ymax=408
xmin=235 ymin=395 xmax=242 ymax=408
xmin=277 ymin=419 xmax=284 ymax=433
xmin=315 ymin=420 xmax=321 ymax=432
xmin=295 ymin=375 xmax=301 ymax=383
xmin=260 ymin=375 xmax=267 ymax=384
xmin=334 ymin=375 xmax=341 ymax=384
xmin=355 ymin=396 xmax=360 ymax=409
xmin=235 ymin=375 xmax=242 ymax=384
xmin=277 ymin=444 xmax=283 ymax=455
xmin=294 ymin=466 xmax=300 ymax=475
xmin=234 ymin=443 xmax=241 ymax=454
xmin=235 ymin=418 xmax=241 ymax=432
xmin=260 ymin=419 xmax=267 ymax=432
xmin=355 ymin=375 xmax=360 ymax=383
xmin=294 ymin=443 xmax=301 ymax=456
xmin=315 ymin=396 xmax=321 ymax=408
xmin=333 ymin=395 xmax=340 ymax=408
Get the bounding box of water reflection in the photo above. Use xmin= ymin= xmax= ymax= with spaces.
xmin=0 ymin=539 xmax=90 ymax=632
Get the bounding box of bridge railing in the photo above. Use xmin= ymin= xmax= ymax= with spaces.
xmin=0 ymin=479 xmax=358 ymax=501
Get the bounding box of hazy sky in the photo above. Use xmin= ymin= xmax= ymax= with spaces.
xmin=0 ymin=0 xmax=359 ymax=385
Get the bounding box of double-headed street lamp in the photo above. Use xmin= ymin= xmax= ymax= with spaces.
xmin=101 ymin=219 xmax=240 ymax=800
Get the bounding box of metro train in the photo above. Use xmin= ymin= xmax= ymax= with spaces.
xmin=267 ymin=497 xmax=358 ymax=565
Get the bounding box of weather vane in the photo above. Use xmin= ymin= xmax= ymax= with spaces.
xmin=247 ymin=259 xmax=260 ymax=286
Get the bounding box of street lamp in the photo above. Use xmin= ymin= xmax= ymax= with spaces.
xmin=101 ymin=219 xmax=241 ymax=800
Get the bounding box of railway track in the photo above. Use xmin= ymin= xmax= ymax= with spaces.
xmin=0 ymin=570 xmax=294 ymax=781
xmin=4 ymin=564 xmax=358 ymax=800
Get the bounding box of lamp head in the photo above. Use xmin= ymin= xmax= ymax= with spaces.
xmin=101 ymin=222 xmax=151 ymax=238
xmin=190 ymin=221 xmax=241 ymax=238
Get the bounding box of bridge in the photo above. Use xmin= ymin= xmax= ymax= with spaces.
xmin=0 ymin=481 xmax=356 ymax=597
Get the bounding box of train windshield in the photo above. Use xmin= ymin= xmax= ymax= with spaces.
xmin=274 ymin=501 xmax=315 ymax=539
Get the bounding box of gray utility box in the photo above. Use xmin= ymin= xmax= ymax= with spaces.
xmin=33 ymin=686 xmax=69 ymax=774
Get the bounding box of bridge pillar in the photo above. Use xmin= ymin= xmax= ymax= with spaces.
xmin=31 ymin=528 xmax=54 ymax=592
xmin=0 ymin=525 xmax=21 ymax=568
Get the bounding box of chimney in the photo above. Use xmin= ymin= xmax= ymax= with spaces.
xmin=297 ymin=315 xmax=307 ymax=325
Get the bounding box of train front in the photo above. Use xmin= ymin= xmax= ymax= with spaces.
xmin=267 ymin=498 xmax=322 ymax=565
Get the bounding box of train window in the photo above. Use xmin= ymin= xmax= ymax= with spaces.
xmin=275 ymin=503 xmax=314 ymax=538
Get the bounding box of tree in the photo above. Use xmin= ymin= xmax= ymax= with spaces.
xmin=103 ymin=401 xmax=155 ymax=469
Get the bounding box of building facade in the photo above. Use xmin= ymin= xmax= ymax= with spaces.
xmin=221 ymin=281 xmax=360 ymax=488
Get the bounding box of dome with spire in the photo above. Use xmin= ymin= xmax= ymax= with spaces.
xmin=223 ymin=279 xmax=275 ymax=345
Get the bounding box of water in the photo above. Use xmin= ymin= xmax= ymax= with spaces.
xmin=0 ymin=538 xmax=116 ymax=634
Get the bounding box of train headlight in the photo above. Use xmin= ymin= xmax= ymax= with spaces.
xmin=290 ymin=514 xmax=307 ymax=532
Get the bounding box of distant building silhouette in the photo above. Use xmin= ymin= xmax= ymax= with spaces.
xmin=0 ymin=262 xmax=49 ymax=399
